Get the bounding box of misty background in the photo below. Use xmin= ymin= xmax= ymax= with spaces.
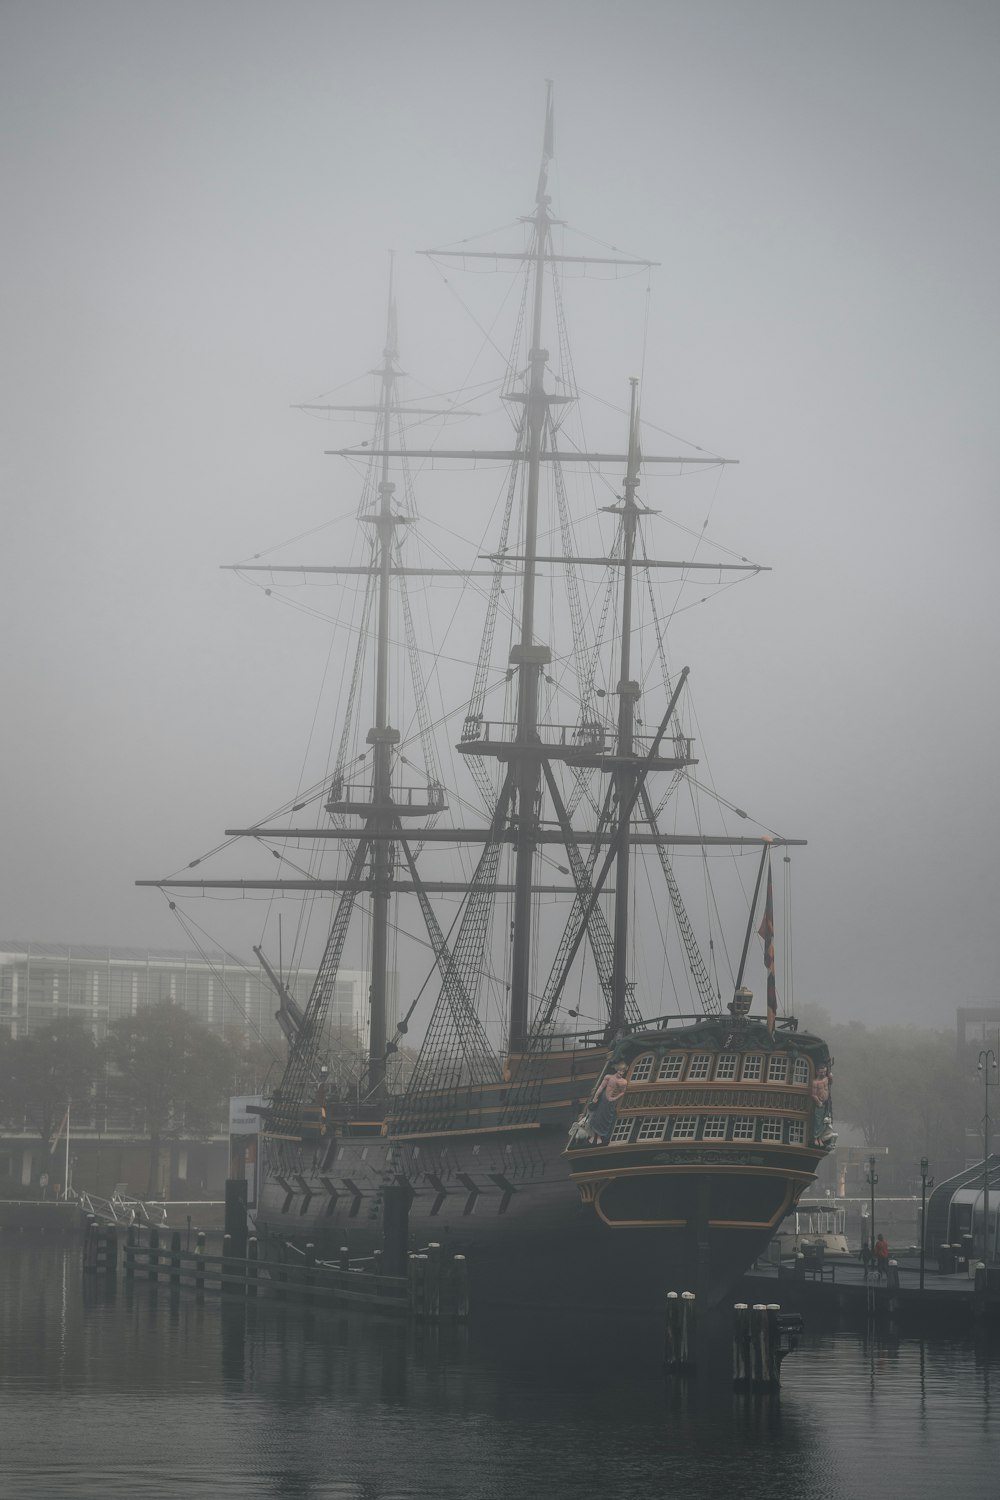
xmin=1 ymin=0 xmax=997 ymax=1032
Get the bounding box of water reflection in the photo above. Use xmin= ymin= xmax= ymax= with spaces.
xmin=0 ymin=1241 xmax=998 ymax=1499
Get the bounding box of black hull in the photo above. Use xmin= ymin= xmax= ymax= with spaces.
xmin=254 ymin=1122 xmax=799 ymax=1311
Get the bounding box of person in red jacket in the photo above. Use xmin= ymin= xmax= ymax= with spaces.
xmin=874 ymin=1233 xmax=890 ymax=1278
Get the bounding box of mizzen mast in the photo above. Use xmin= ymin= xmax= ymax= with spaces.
xmin=609 ymin=378 xmax=644 ymax=1034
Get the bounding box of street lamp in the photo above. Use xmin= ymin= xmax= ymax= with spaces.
xmin=977 ymin=1045 xmax=998 ymax=1263
xmin=919 ymin=1156 xmax=933 ymax=1293
xmin=865 ymin=1153 xmax=879 ymax=1264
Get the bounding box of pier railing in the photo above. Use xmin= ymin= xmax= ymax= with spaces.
xmin=82 ymin=1219 xmax=468 ymax=1321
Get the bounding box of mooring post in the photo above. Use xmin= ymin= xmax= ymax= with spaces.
xmin=221 ymin=1232 xmax=232 ymax=1297
xmin=223 ymin=1178 xmax=248 ymax=1260
xmin=680 ymin=1292 xmax=696 ymax=1369
xmin=148 ymin=1225 xmax=160 ymax=1284
xmin=170 ymin=1231 xmax=182 ymax=1287
xmin=750 ymin=1304 xmax=769 ymax=1385
xmin=125 ymin=1223 xmax=137 ymax=1282
xmin=664 ymin=1292 xmax=696 ymax=1373
xmin=105 ymin=1225 xmax=118 ymax=1277
xmin=195 ymin=1230 xmax=206 ymax=1299
xmin=82 ymin=1218 xmax=96 ymax=1275
xmin=408 ymin=1253 xmax=427 ymax=1318
xmin=664 ymin=1291 xmax=679 ymax=1369
xmin=765 ymin=1304 xmax=782 ymax=1386
xmin=381 ymin=1179 xmax=411 ymax=1277
xmin=305 ymin=1243 xmax=316 ymax=1299
xmin=247 ymin=1236 xmax=258 ymax=1300
xmin=425 ymin=1242 xmax=442 ymax=1321
xmin=732 ymin=1303 xmax=750 ymax=1387
xmin=974 ymin=1261 xmax=987 ymax=1318
xmin=451 ymin=1255 xmax=470 ymax=1321
xmin=886 ymin=1259 xmax=900 ymax=1317
xmin=338 ymin=1245 xmax=350 ymax=1273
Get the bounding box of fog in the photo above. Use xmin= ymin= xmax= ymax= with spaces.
xmin=2 ymin=0 xmax=997 ymax=1032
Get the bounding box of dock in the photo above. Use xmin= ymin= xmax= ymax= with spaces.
xmin=739 ymin=1254 xmax=1000 ymax=1324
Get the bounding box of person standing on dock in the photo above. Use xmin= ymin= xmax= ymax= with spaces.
xmin=875 ymin=1233 xmax=890 ymax=1279
xmin=587 ymin=1062 xmax=628 ymax=1144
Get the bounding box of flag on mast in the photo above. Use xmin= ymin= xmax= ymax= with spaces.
xmin=757 ymin=860 xmax=778 ymax=1034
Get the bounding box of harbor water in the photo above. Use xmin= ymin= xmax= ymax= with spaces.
xmin=1 ymin=1239 xmax=998 ymax=1499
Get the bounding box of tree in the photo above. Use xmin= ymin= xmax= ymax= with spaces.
xmin=0 ymin=1019 xmax=98 ymax=1170
xmin=106 ymin=1003 xmax=232 ymax=1194
xmin=222 ymin=1029 xmax=283 ymax=1096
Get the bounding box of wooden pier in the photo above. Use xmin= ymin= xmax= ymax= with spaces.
xmin=81 ymin=1219 xmax=469 ymax=1321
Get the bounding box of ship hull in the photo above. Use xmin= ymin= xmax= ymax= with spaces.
xmin=253 ymin=1121 xmax=810 ymax=1311
xmin=253 ymin=1021 xmax=829 ymax=1310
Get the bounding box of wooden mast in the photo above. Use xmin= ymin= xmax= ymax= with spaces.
xmin=609 ymin=379 xmax=643 ymax=1035
xmin=508 ymin=82 xmax=555 ymax=1054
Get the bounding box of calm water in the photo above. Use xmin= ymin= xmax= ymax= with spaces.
xmin=1 ymin=1241 xmax=998 ymax=1499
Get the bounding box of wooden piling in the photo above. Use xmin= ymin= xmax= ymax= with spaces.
xmin=732 ymin=1303 xmax=750 ymax=1387
xmin=408 ymin=1253 xmax=427 ymax=1316
xmin=338 ymin=1246 xmax=350 ymax=1273
xmin=247 ymin=1236 xmax=259 ymax=1300
xmin=170 ymin=1231 xmax=182 ymax=1287
xmin=886 ymin=1259 xmax=900 ymax=1317
xmin=148 ymin=1226 xmax=160 ymax=1284
xmin=195 ymin=1231 xmax=206 ymax=1299
xmin=451 ymin=1255 xmax=469 ymax=1321
xmin=664 ymin=1291 xmax=696 ymax=1373
xmin=82 ymin=1217 xmax=97 ymax=1274
xmin=425 ymin=1243 xmax=442 ymax=1321
xmin=125 ymin=1223 xmax=137 ymax=1281
xmin=749 ymin=1304 xmax=769 ymax=1385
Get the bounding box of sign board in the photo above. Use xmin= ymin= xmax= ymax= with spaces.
xmin=228 ymin=1095 xmax=265 ymax=1135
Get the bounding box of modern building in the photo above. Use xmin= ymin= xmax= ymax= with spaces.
xmin=0 ymin=941 xmax=394 ymax=1050
xmin=0 ymin=942 xmax=399 ymax=1201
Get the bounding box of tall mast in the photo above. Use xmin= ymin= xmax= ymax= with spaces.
xmin=365 ymin=262 xmax=401 ymax=1101
xmin=509 ymin=84 xmax=555 ymax=1053
xmin=609 ymin=378 xmax=643 ymax=1033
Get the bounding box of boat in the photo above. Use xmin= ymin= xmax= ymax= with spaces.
xmin=141 ymin=87 xmax=834 ymax=1311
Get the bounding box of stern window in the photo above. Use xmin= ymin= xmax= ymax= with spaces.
xmin=702 ymin=1116 xmax=728 ymax=1140
xmin=741 ymin=1055 xmax=763 ymax=1082
xmin=731 ymin=1116 xmax=757 ymax=1140
xmin=670 ymin=1115 xmax=699 ymax=1140
xmin=657 ymin=1054 xmax=685 ymax=1081
xmin=609 ymin=1118 xmax=635 ymax=1144
xmin=792 ymin=1058 xmax=810 ymax=1086
xmin=787 ymin=1119 xmax=805 ymax=1144
xmin=636 ymin=1116 xmax=668 ymax=1142
xmin=767 ymin=1056 xmax=789 ymax=1083
xmin=760 ymin=1118 xmax=783 ymax=1142
xmin=714 ymin=1053 xmax=739 ymax=1080
xmin=687 ymin=1054 xmax=712 ymax=1080
xmin=629 ymin=1054 xmax=655 ymax=1083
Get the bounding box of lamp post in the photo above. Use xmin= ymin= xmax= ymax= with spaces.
xmin=977 ymin=1045 xmax=998 ymax=1263
xmin=865 ymin=1153 xmax=878 ymax=1264
xmin=919 ymin=1156 xmax=933 ymax=1293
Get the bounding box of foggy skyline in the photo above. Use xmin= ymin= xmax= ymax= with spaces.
xmin=2 ymin=0 xmax=998 ymax=1031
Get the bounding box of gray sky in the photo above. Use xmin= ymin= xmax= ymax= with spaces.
xmin=1 ymin=0 xmax=998 ymax=1030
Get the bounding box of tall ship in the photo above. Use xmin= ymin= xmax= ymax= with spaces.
xmin=142 ymin=89 xmax=834 ymax=1311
